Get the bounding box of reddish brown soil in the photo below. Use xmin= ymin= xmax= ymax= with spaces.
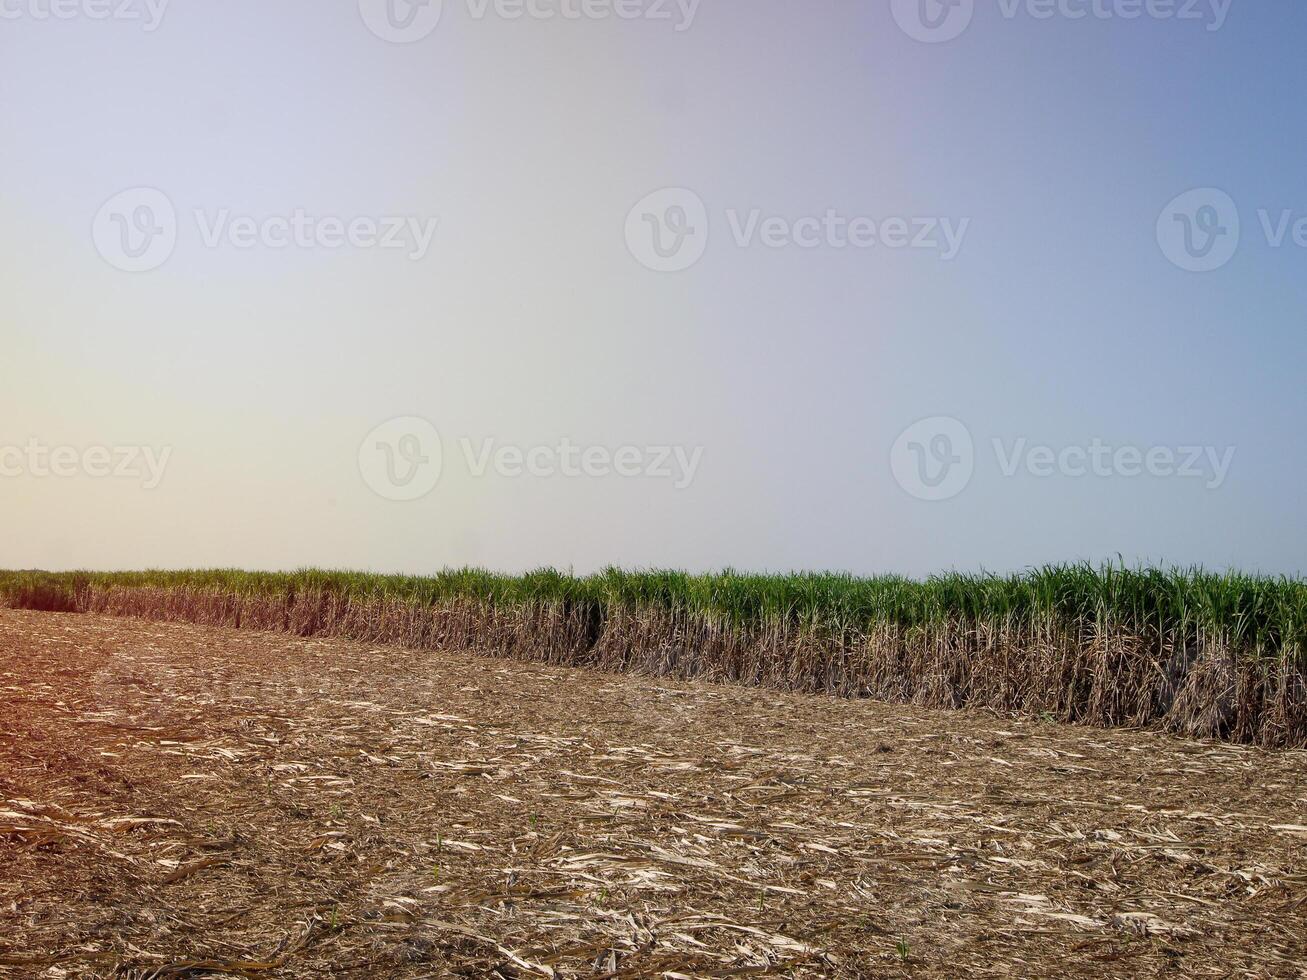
xmin=1 ymin=610 xmax=1305 ymax=978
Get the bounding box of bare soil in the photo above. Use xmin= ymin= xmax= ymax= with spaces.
xmin=1 ymin=609 xmax=1305 ymax=978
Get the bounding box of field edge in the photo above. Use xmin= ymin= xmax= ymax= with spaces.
xmin=2 ymin=570 xmax=1304 ymax=747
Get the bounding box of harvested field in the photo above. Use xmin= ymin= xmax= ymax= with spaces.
xmin=2 ymin=610 xmax=1306 ymax=978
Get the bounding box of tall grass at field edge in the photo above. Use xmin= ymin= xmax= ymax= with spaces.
xmin=2 ymin=565 xmax=1303 ymax=745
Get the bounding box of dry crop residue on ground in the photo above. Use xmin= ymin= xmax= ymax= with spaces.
xmin=1 ymin=610 xmax=1305 ymax=978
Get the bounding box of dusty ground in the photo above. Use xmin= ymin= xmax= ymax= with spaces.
xmin=1 ymin=610 xmax=1305 ymax=979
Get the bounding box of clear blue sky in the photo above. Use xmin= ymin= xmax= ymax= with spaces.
xmin=0 ymin=0 xmax=1302 ymax=576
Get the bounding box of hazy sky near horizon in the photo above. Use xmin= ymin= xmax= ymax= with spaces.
xmin=1 ymin=0 xmax=1304 ymax=577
